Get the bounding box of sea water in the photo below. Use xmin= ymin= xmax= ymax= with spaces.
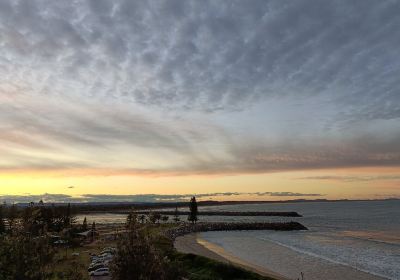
xmin=199 ymin=200 xmax=400 ymax=280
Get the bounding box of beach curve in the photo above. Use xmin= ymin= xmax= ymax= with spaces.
xmin=174 ymin=233 xmax=288 ymax=280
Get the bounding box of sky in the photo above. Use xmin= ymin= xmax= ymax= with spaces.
xmin=0 ymin=0 xmax=400 ymax=203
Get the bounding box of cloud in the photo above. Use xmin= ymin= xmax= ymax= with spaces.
xmin=255 ymin=192 xmax=322 ymax=197
xmin=0 ymin=0 xmax=399 ymax=176
xmin=0 ymin=95 xmax=231 ymax=173
xmin=300 ymin=175 xmax=400 ymax=182
xmin=1 ymin=0 xmax=399 ymax=114
xmin=0 ymin=192 xmax=324 ymax=204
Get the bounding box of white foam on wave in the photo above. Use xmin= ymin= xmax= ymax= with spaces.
xmin=257 ymin=235 xmax=396 ymax=280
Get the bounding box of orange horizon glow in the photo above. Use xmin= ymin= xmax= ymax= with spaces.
xmin=1 ymin=166 xmax=399 ymax=201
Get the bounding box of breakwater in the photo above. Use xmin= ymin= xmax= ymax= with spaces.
xmin=165 ymin=221 xmax=307 ymax=240
xmin=131 ymin=211 xmax=302 ymax=217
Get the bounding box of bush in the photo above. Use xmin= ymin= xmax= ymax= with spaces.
xmin=0 ymin=235 xmax=55 ymax=280
xmin=111 ymin=222 xmax=183 ymax=280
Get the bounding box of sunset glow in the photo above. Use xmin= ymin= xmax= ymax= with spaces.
xmin=1 ymin=1 xmax=399 ymax=203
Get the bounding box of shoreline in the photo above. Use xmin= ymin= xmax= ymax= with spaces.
xmin=174 ymin=233 xmax=288 ymax=280
xmin=174 ymin=232 xmax=389 ymax=280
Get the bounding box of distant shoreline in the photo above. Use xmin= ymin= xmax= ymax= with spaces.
xmin=11 ymin=198 xmax=400 ymax=211
xmin=11 ymin=198 xmax=400 ymax=209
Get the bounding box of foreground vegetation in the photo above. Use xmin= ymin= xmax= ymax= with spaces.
xmin=176 ymin=253 xmax=270 ymax=280
xmin=0 ymin=199 xmax=276 ymax=280
xmin=111 ymin=213 xmax=274 ymax=280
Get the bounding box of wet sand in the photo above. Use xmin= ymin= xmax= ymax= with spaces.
xmin=174 ymin=233 xmax=388 ymax=280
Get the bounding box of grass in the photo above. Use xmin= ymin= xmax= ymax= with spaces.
xmin=174 ymin=253 xmax=274 ymax=280
xmin=51 ymin=239 xmax=117 ymax=279
xmin=51 ymin=247 xmax=89 ymax=279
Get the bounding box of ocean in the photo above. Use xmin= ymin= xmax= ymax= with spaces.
xmin=199 ymin=200 xmax=400 ymax=280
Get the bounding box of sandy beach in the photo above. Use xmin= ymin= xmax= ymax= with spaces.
xmin=174 ymin=233 xmax=388 ymax=280
xmin=174 ymin=233 xmax=288 ymax=280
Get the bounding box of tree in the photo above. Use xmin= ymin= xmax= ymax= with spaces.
xmin=82 ymin=217 xmax=88 ymax=231
xmin=52 ymin=205 xmax=65 ymax=232
xmin=0 ymin=206 xmax=6 ymax=234
xmin=42 ymin=205 xmax=55 ymax=232
xmin=6 ymin=204 xmax=18 ymax=234
xmin=110 ymin=221 xmax=182 ymax=280
xmin=126 ymin=211 xmax=137 ymax=229
xmin=173 ymin=206 xmax=180 ymax=223
xmin=139 ymin=214 xmax=146 ymax=224
xmin=126 ymin=212 xmax=133 ymax=228
xmin=148 ymin=211 xmax=161 ymax=224
xmin=161 ymin=215 xmax=169 ymax=223
xmin=0 ymin=235 xmax=55 ymax=280
xmin=21 ymin=202 xmax=51 ymax=236
xmin=24 ymin=205 xmax=45 ymax=236
xmin=22 ymin=204 xmax=34 ymax=233
xmin=64 ymin=203 xmax=76 ymax=228
xmin=91 ymin=222 xmax=96 ymax=242
xmin=188 ymin=196 xmax=198 ymax=224
xmin=154 ymin=212 xmax=161 ymax=224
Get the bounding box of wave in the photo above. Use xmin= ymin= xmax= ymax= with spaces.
xmin=339 ymin=230 xmax=400 ymax=247
xmin=257 ymin=235 xmax=394 ymax=280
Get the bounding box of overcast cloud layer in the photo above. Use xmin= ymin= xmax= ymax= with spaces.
xmin=1 ymin=0 xmax=400 ymax=175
